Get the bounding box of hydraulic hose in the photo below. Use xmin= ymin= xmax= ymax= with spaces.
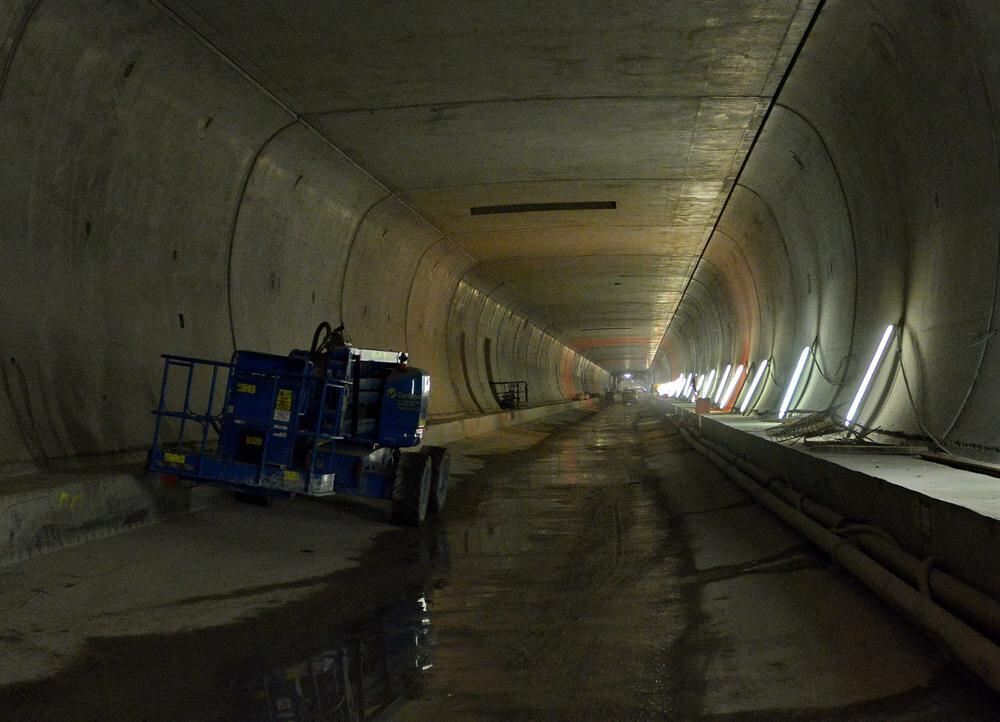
xmin=310 ymin=321 xmax=333 ymax=356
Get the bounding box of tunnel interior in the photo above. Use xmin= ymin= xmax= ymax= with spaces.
xmin=1 ymin=1 xmax=999 ymax=467
xmin=5 ymin=1 xmax=1000 ymax=715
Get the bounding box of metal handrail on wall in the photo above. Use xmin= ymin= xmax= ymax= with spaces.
xmin=491 ymin=380 xmax=528 ymax=410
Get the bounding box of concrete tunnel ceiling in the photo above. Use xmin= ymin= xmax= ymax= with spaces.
xmin=162 ymin=0 xmax=819 ymax=372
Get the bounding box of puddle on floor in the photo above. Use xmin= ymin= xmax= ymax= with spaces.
xmin=226 ymin=594 xmax=436 ymax=721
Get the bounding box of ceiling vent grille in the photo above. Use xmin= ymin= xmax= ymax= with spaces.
xmin=470 ymin=201 xmax=616 ymax=216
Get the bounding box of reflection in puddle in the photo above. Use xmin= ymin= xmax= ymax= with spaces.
xmin=245 ymin=596 xmax=435 ymax=722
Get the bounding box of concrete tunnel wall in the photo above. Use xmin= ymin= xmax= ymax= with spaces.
xmin=653 ymin=0 xmax=1000 ymax=451
xmin=0 ymin=0 xmax=608 ymax=472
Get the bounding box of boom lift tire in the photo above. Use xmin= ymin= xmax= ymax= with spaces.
xmin=391 ymin=452 xmax=431 ymax=526
xmin=421 ymin=445 xmax=450 ymax=514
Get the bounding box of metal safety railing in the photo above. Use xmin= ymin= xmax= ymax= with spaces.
xmin=491 ymin=380 xmax=528 ymax=410
xmin=151 ymin=354 xmax=231 ymax=464
xmin=149 ymin=354 xmax=353 ymax=492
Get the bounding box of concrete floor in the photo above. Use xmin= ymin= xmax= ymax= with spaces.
xmin=0 ymin=403 xmax=997 ymax=720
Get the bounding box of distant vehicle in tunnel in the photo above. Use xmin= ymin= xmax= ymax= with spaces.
xmin=621 ymin=389 xmax=638 ymax=404
xmin=148 ymin=323 xmax=449 ymax=526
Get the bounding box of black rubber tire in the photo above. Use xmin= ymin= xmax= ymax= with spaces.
xmin=391 ymin=452 xmax=431 ymax=526
xmin=421 ymin=445 xmax=450 ymax=514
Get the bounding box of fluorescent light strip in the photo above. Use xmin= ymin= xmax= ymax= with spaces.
xmin=719 ymin=364 xmax=744 ymax=409
xmin=714 ymin=365 xmax=732 ymax=403
xmin=845 ymin=324 xmax=895 ymax=423
xmin=703 ymin=369 xmax=717 ymax=399
xmin=739 ymin=360 xmax=768 ymax=413
xmin=778 ymin=347 xmax=812 ymax=420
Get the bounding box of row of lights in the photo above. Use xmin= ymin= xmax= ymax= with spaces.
xmin=656 ymin=324 xmax=896 ymax=425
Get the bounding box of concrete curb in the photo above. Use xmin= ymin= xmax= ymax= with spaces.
xmin=0 ymin=473 xmax=227 ymax=567
xmin=675 ymin=419 xmax=1000 ymax=695
xmin=0 ymin=399 xmax=595 ymax=567
xmin=660 ymin=400 xmax=1000 ymax=603
xmin=422 ymin=398 xmax=594 ymax=447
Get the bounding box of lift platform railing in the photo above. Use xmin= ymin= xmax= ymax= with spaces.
xmin=149 ymin=354 xmax=354 ymax=494
xmin=490 ymin=380 xmax=528 ymax=410
xmin=150 ymin=354 xmax=230 ymax=460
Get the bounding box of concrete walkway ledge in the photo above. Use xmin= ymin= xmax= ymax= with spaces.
xmin=660 ymin=400 xmax=1000 ymax=603
xmin=0 ymin=399 xmax=595 ymax=567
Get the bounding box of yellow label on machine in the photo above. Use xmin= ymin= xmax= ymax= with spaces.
xmin=273 ymin=388 xmax=293 ymax=422
xmin=283 ymin=470 xmax=301 ymax=482
xmin=245 ymin=436 xmax=263 ymax=447
xmin=236 ymin=382 xmax=256 ymax=394
xmin=164 ymin=452 xmax=186 ymax=465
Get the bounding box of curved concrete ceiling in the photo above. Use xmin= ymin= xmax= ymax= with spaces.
xmin=159 ymin=0 xmax=819 ymax=371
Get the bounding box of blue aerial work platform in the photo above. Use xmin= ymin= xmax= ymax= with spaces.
xmin=147 ymin=323 xmax=449 ymax=526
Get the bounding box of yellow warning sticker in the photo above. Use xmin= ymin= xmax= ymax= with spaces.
xmin=274 ymin=389 xmax=293 ymax=422
xmin=283 ymin=470 xmax=301 ymax=482
xmin=245 ymin=436 xmax=263 ymax=447
xmin=236 ymin=382 xmax=256 ymax=394
xmin=164 ymin=452 xmax=186 ymax=465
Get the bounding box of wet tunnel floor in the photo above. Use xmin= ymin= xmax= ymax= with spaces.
xmin=1 ymin=403 xmax=998 ymax=720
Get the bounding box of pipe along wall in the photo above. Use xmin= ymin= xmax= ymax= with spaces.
xmin=674 ymin=413 xmax=1000 ymax=694
xmin=652 ymin=0 xmax=1000 ymax=451
xmin=0 ymin=0 xmax=608 ymax=473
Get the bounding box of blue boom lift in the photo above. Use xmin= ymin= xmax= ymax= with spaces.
xmin=147 ymin=322 xmax=449 ymax=526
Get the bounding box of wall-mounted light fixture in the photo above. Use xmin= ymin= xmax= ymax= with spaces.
xmin=719 ymin=364 xmax=745 ymax=409
xmin=713 ymin=365 xmax=732 ymax=404
xmin=703 ymin=369 xmax=717 ymax=399
xmin=739 ymin=360 xmax=768 ymax=413
xmin=778 ymin=347 xmax=812 ymax=420
xmin=845 ymin=324 xmax=895 ymax=424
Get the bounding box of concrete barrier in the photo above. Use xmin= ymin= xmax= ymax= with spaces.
xmin=0 ymin=398 xmax=595 ymax=566
xmin=0 ymin=470 xmax=226 ymax=567
xmin=422 ymin=398 xmax=595 ymax=447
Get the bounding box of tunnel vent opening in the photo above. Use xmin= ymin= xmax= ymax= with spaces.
xmin=469 ymin=201 xmax=617 ymax=215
